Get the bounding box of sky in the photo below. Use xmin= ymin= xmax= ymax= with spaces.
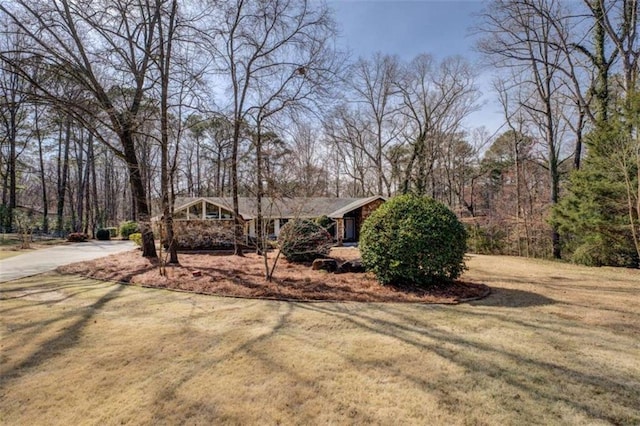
xmin=328 ymin=0 xmax=506 ymax=138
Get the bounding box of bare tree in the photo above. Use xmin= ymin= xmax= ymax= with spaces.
xmin=0 ymin=0 xmax=164 ymax=256
xmin=395 ymin=54 xmax=479 ymax=196
xmin=0 ymin=24 xmax=32 ymax=232
xmin=478 ymin=0 xmax=578 ymax=259
xmin=153 ymin=0 xmax=180 ymax=265
xmin=287 ymin=121 xmax=329 ymax=196
xmin=348 ymin=53 xmax=401 ymax=195
xmin=323 ymin=104 xmax=373 ymax=197
xmin=591 ymin=0 xmax=639 ymax=96
xmin=204 ymin=0 xmax=340 ymax=257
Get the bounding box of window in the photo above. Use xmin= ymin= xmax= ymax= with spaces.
xmin=205 ymin=203 xmax=219 ymax=219
xmin=189 ymin=203 xmax=202 ymax=219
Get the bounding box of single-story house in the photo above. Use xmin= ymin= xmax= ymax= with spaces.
xmin=153 ymin=196 xmax=385 ymax=248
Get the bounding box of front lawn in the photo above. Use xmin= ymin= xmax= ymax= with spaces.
xmin=1 ymin=254 xmax=638 ymax=424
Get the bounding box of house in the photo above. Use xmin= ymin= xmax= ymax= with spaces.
xmin=153 ymin=196 xmax=385 ymax=248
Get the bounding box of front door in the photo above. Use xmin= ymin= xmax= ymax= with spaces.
xmin=344 ymin=218 xmax=356 ymax=241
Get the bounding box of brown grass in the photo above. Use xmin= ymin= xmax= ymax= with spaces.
xmin=57 ymin=247 xmax=489 ymax=303
xmin=1 ymin=254 xmax=639 ymax=424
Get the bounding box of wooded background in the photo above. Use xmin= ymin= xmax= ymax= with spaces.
xmin=1 ymin=0 xmax=638 ymax=266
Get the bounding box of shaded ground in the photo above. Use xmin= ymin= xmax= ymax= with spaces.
xmin=1 ymin=254 xmax=639 ymax=424
xmin=57 ymin=248 xmax=489 ymax=303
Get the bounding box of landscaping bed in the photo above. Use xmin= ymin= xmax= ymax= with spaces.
xmin=57 ymin=247 xmax=489 ymax=303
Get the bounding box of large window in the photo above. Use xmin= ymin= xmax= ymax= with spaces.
xmin=174 ymin=201 xmax=235 ymax=220
xmin=189 ymin=203 xmax=202 ymax=219
xmin=206 ymin=203 xmax=219 ymax=219
xmin=220 ymin=207 xmax=233 ymax=219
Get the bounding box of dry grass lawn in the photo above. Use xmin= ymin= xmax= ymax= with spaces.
xmin=1 ymin=254 xmax=639 ymax=425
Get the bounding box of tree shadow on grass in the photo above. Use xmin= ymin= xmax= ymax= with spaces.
xmin=294 ymin=302 xmax=637 ymax=424
xmin=0 ymin=283 xmax=125 ymax=388
xmin=468 ymin=287 xmax=555 ymax=308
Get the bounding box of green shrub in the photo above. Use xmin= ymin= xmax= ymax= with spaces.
xmin=360 ymin=194 xmax=467 ymax=287
xmin=315 ymin=215 xmax=336 ymax=239
xmin=129 ymin=232 xmax=142 ymax=247
xmin=105 ymin=227 xmax=118 ymax=238
xmin=570 ymin=235 xmax=638 ymax=268
xmin=278 ymin=219 xmax=333 ymax=263
xmin=119 ymin=221 xmax=139 ymax=240
xmin=315 ymin=215 xmax=333 ymax=229
xmin=96 ymin=229 xmax=111 ymax=241
xmin=67 ymin=232 xmax=88 ymax=242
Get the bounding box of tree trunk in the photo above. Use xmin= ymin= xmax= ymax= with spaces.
xmin=35 ymin=105 xmax=49 ymax=234
xmin=157 ymin=0 xmax=179 ymax=265
xmin=75 ymin=131 xmax=85 ymax=233
xmin=255 ymin=123 xmax=265 ymax=257
xmin=56 ymin=117 xmax=71 ymax=235
xmin=7 ymin=106 xmax=17 ymax=232
xmin=90 ymin=136 xmax=100 ymax=230
xmin=82 ymin=134 xmax=93 ymax=236
xmin=231 ymin=119 xmax=244 ymax=256
xmin=122 ymin=128 xmax=157 ymax=258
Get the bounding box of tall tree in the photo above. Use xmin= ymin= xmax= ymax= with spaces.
xmin=395 ymin=54 xmax=478 ymax=196
xmin=154 ymin=0 xmax=180 ymax=264
xmin=0 ymin=0 xmax=162 ymax=256
xmin=0 ymin=25 xmax=31 ymax=232
xmin=553 ymin=98 xmax=640 ymax=267
xmin=205 ymin=0 xmax=340 ymax=257
xmin=348 ymin=53 xmax=401 ymax=195
xmin=478 ymin=0 xmax=576 ymax=259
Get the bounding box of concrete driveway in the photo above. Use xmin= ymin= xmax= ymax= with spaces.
xmin=0 ymin=240 xmax=136 ymax=283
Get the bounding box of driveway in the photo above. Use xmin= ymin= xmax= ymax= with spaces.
xmin=0 ymin=240 xmax=136 ymax=282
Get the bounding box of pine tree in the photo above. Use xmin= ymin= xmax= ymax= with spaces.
xmin=552 ymin=97 xmax=639 ymax=267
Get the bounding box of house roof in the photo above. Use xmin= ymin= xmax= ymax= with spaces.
xmin=163 ymin=196 xmax=385 ymax=220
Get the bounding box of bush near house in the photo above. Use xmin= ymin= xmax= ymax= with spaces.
xmin=360 ymin=194 xmax=467 ymax=287
xmin=315 ymin=215 xmax=333 ymax=229
xmin=119 ymin=221 xmax=139 ymax=240
xmin=278 ymin=219 xmax=333 ymax=263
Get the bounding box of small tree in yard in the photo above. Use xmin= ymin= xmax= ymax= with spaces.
xmin=278 ymin=219 xmax=333 ymax=263
xmin=14 ymin=210 xmax=36 ymax=249
xmin=360 ymin=194 xmax=467 ymax=286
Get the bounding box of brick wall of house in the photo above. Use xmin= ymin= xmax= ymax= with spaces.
xmin=358 ymin=199 xmax=385 ymax=229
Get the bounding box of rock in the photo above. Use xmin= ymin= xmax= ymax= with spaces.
xmin=192 ymin=270 xmax=202 ymax=277
xmin=311 ymin=258 xmax=338 ymax=272
xmin=336 ymin=259 xmax=366 ymax=274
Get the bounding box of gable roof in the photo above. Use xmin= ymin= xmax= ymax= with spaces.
xmin=164 ymin=196 xmax=385 ymax=220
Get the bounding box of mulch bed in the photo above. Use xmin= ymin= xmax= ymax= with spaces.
xmin=57 ymin=248 xmax=490 ymax=304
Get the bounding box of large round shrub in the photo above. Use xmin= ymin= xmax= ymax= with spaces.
xmin=360 ymin=194 xmax=467 ymax=286
xmin=278 ymin=219 xmax=333 ymax=263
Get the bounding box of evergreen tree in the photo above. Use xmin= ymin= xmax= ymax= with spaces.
xmin=552 ymin=96 xmax=640 ymax=267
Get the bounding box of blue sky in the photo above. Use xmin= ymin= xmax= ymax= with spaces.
xmin=328 ymin=0 xmax=505 ymax=137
